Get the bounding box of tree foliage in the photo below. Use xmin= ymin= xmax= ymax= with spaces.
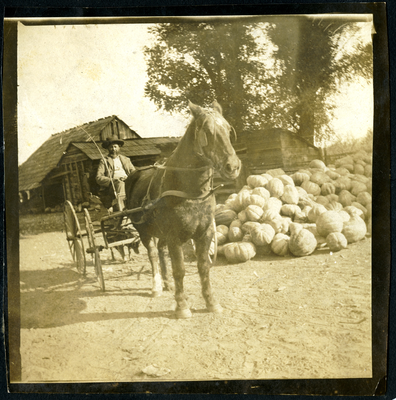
xmin=144 ymin=18 xmax=373 ymax=142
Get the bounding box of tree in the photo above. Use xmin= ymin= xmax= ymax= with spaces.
xmin=266 ymin=17 xmax=373 ymax=143
xmin=144 ymin=21 xmax=275 ymax=134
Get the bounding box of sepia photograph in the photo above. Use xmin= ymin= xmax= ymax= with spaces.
xmin=3 ymin=4 xmax=390 ymax=396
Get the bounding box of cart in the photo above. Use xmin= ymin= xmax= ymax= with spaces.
xmin=64 ymin=198 xmax=218 ymax=292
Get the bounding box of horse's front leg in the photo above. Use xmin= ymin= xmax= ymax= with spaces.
xmin=167 ymin=241 xmax=191 ymax=318
xmin=142 ymin=236 xmax=163 ymax=297
xmin=194 ymin=226 xmax=223 ymax=314
xmin=158 ymin=239 xmax=174 ymax=292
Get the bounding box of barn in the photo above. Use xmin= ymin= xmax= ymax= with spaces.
xmin=18 ymin=116 xmax=179 ymax=213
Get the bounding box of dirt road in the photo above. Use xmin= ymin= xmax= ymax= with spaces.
xmin=19 ymin=230 xmax=372 ymax=383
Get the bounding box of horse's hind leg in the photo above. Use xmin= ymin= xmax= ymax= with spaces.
xmin=141 ymin=236 xmax=163 ymax=297
xmin=194 ymin=230 xmax=223 ymax=314
xmin=167 ymin=242 xmax=191 ymax=318
xmin=158 ymin=239 xmax=174 ymax=292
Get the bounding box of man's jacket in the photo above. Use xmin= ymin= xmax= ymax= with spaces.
xmin=96 ymin=155 xmax=135 ymax=189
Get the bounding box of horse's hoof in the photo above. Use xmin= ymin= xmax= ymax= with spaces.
xmin=207 ymin=304 xmax=223 ymax=314
xmin=176 ymin=308 xmax=192 ymax=319
xmin=152 ymin=290 xmax=162 ymax=298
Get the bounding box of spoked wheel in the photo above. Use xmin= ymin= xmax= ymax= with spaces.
xmin=84 ymin=208 xmax=105 ymax=292
xmin=64 ymin=200 xmax=86 ymax=275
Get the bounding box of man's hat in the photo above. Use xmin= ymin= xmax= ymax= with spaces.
xmin=102 ymin=136 xmax=125 ymax=149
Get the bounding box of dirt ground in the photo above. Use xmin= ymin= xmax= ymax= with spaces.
xmin=19 ymin=227 xmax=372 ymax=383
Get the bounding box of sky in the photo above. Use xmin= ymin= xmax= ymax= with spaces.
xmin=16 ymin=18 xmax=373 ymax=165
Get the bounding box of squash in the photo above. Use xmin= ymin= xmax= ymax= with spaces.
xmin=280 ymin=204 xmax=302 ymax=218
xmin=364 ymin=164 xmax=372 ymax=177
xmin=260 ymin=208 xmax=280 ymax=223
xmin=271 ymin=233 xmax=290 ymax=256
xmin=215 ymin=209 xmax=237 ymax=226
xmin=289 ymin=222 xmax=303 ymax=236
xmin=301 ymin=180 xmax=321 ymax=196
xmin=309 ymin=159 xmax=326 ymax=171
xmin=250 ymin=223 xmax=275 ymax=246
xmin=350 ymin=181 xmax=367 ymax=196
xmin=229 ymin=219 xmax=243 ymax=229
xmin=237 ymin=209 xmax=248 ymax=223
xmin=326 ymin=193 xmax=339 ymax=202
xmin=316 ymin=210 xmax=344 ymax=237
xmin=307 ymin=204 xmax=327 ymax=223
xmin=291 ymin=172 xmax=311 ymax=186
xmin=228 ymin=226 xmax=244 ymax=242
xmin=224 ymin=242 xmax=257 ymax=264
xmin=278 ymin=174 xmax=295 ymax=187
xmin=263 ymin=197 xmax=283 ymax=214
xmin=268 ymin=216 xmax=291 ymax=234
xmin=336 ymin=167 xmax=351 ymax=176
xmin=310 ymin=171 xmax=331 ymax=186
xmin=326 ymin=232 xmax=348 ymax=252
xmin=252 ymin=187 xmax=270 ymax=201
xmin=302 ymin=224 xmax=326 ymax=245
xmin=335 ymin=155 xmax=354 ymax=168
xmin=247 ymin=194 xmax=265 ymax=209
xmin=326 ymin=169 xmax=341 ymax=180
xmin=326 ymin=200 xmax=343 ymax=212
xmin=247 ymin=175 xmax=268 ymax=189
xmin=266 ymin=168 xmax=285 ymax=177
xmin=356 ymin=191 xmax=371 ymax=207
xmin=261 ymin=173 xmax=273 ymax=182
xmin=245 ymin=205 xmax=264 ymax=222
xmin=338 ymin=210 xmax=351 ymax=223
xmin=351 ymin=202 xmax=368 ymax=219
xmin=289 ymin=228 xmax=317 ymax=256
xmin=216 ymin=225 xmax=229 ymax=245
xmin=281 ymin=185 xmax=299 ymax=205
xmin=315 ymin=195 xmax=330 ymax=207
xmin=334 ymin=176 xmax=352 ymax=193
xmin=338 ymin=190 xmax=356 ymax=207
xmin=354 ymin=164 xmax=365 ymax=175
xmin=234 ymin=191 xmax=252 ymax=212
xmin=342 ymin=215 xmax=367 ymax=243
xmin=321 ymin=182 xmax=336 ymax=196
xmin=241 ymin=221 xmax=261 ymax=234
xmin=352 ymin=174 xmax=370 ymax=185
xmin=340 ymin=163 xmax=354 ymax=173
xmin=343 ymin=205 xmax=364 ymax=219
xmin=267 ymin=178 xmax=284 ymax=198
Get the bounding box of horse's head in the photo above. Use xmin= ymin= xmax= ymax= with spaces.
xmin=189 ymin=100 xmax=241 ymax=181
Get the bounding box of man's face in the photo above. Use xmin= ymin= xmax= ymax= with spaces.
xmin=108 ymin=143 xmax=120 ymax=157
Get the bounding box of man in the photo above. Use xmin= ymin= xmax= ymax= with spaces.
xmin=96 ymin=136 xmax=135 ymax=211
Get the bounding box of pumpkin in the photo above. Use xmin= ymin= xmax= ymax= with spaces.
xmin=350 ymin=181 xmax=368 ymax=196
xmin=248 ymin=194 xmax=265 ymax=209
xmin=301 ymin=180 xmax=321 ymax=196
xmin=352 ymin=174 xmax=370 ymax=185
xmin=338 ymin=210 xmax=351 ymax=223
xmin=267 ymin=178 xmax=284 ymax=198
xmin=326 ymin=232 xmax=348 ymax=252
xmin=326 ymin=169 xmax=341 ymax=180
xmin=247 ymin=175 xmax=268 ymax=189
xmin=364 ymin=164 xmax=372 ymax=177
xmin=354 ymin=164 xmax=365 ymax=175
xmin=278 ymin=174 xmax=295 ymax=187
xmin=342 ymin=215 xmax=367 ymax=243
xmin=289 ymin=222 xmax=303 ymax=236
xmin=271 ymin=233 xmax=290 ymax=256
xmin=309 ymin=159 xmax=326 ymax=171
xmin=215 ymin=209 xmax=237 ymax=226
xmin=343 ymin=206 xmax=364 ymax=218
xmin=229 ymin=219 xmax=243 ymax=229
xmin=351 ymin=202 xmax=368 ymax=219
xmin=302 ymin=224 xmax=327 ymax=245
xmin=310 ymin=171 xmax=331 ymax=186
xmin=266 ymin=168 xmax=285 ymax=177
xmin=298 ymin=169 xmax=312 ymax=177
xmin=245 ymin=205 xmax=264 ymax=222
xmin=326 ymin=193 xmax=339 ymax=202
xmin=321 ymin=182 xmax=336 ymax=196
xmin=334 ymin=176 xmax=352 ymax=193
xmin=260 ymin=208 xmax=280 ymax=223
xmin=216 ymin=225 xmax=229 ymax=245
xmin=289 ymin=228 xmax=317 ymax=256
xmin=242 ymin=233 xmax=252 ymax=242
xmin=268 ymin=216 xmax=291 ymax=234
xmin=355 ymin=159 xmax=366 ymax=167
xmin=228 ymin=226 xmax=244 ymax=242
xmin=281 ymin=204 xmax=302 ymax=218
xmin=250 ymin=223 xmax=275 ymax=246
xmin=316 ymin=210 xmax=344 ymax=237
xmin=307 ymin=204 xmax=327 ymax=223
xmin=335 ymin=155 xmax=354 ymax=168
xmin=252 ymin=187 xmax=270 ymax=201
xmin=241 ymin=221 xmax=261 ymax=234
xmin=263 ymin=197 xmax=283 ymax=213
xmin=336 ymin=167 xmax=351 ymax=176
xmin=295 ymin=186 xmax=308 ymax=199
xmin=363 ymin=154 xmax=372 ymax=164
xmin=338 ymin=190 xmax=356 ymax=207
xmin=340 ymin=163 xmax=354 ymax=173
xmin=326 ymin=200 xmax=343 ymax=212
xmin=281 ymin=185 xmax=299 ymax=205
xmin=224 ymin=242 xmax=256 ymax=264
xmin=237 ymin=209 xmax=248 ymax=223
xmin=234 ymin=191 xmax=252 ymax=212
xmin=292 ymin=172 xmax=311 ymax=186
xmin=261 ymin=173 xmax=273 ymax=182
xmin=315 ymin=195 xmax=330 ymax=207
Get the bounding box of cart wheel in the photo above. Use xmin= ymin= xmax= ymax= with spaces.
xmin=64 ymin=200 xmax=86 ymax=275
xmin=209 ymin=218 xmax=218 ymax=265
xmin=84 ymin=209 xmax=105 ymax=292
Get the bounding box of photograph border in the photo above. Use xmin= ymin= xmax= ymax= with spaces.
xmin=3 ymin=1 xmax=391 ymax=396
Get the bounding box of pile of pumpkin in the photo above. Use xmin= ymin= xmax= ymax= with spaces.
xmin=214 ymin=150 xmax=372 ymax=264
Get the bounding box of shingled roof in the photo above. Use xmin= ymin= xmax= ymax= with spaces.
xmin=18 ymin=116 xmax=138 ymax=192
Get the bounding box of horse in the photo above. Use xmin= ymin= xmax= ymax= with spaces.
xmin=125 ymin=100 xmax=241 ymax=318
